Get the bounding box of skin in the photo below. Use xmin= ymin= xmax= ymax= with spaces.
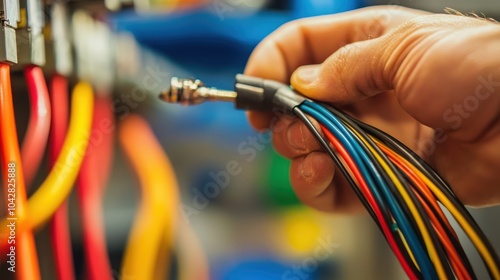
xmin=244 ymin=6 xmax=500 ymax=213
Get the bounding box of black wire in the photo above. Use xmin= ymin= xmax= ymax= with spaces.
xmin=293 ymin=106 xmax=421 ymax=277
xmin=320 ymin=103 xmax=455 ymax=279
xmin=348 ymin=115 xmax=500 ymax=278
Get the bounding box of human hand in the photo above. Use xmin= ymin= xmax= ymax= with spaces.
xmin=244 ymin=6 xmax=500 ymax=212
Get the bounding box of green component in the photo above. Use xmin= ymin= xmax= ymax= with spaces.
xmin=265 ymin=149 xmax=300 ymax=207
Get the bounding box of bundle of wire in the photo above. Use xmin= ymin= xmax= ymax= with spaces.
xmin=293 ymin=100 xmax=500 ymax=280
xmin=161 ymin=75 xmax=500 ymax=280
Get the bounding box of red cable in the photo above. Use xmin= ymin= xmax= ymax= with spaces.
xmin=48 ymin=74 xmax=75 ymax=280
xmin=319 ymin=125 xmax=418 ymax=280
xmin=76 ymin=94 xmax=114 ymax=280
xmin=22 ymin=65 xmax=51 ymax=187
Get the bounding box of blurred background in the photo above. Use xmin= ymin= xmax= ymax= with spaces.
xmin=1 ymin=0 xmax=500 ymax=279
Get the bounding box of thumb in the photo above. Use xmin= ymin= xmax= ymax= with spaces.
xmin=290 ymin=38 xmax=393 ymax=104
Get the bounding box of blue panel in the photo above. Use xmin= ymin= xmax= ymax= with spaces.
xmin=291 ymin=0 xmax=361 ymax=18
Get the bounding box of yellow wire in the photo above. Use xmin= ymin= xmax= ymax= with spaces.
xmin=347 ymin=125 xmax=447 ymax=279
xmin=0 ymin=81 xmax=94 ymax=234
xmin=27 ymin=82 xmax=94 ymax=229
xmin=119 ymin=115 xmax=179 ymax=280
xmin=372 ymin=137 xmax=500 ymax=279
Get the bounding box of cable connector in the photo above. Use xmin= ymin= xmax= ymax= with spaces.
xmin=161 ymin=77 xmax=237 ymax=105
xmin=0 ymin=25 xmax=17 ymax=64
xmin=160 ymin=74 xmax=309 ymax=114
xmin=0 ymin=0 xmax=19 ymax=64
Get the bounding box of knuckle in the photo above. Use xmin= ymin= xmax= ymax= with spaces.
xmin=326 ymin=46 xmax=351 ymax=95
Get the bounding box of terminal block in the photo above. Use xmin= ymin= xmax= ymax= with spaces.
xmin=0 ymin=0 xmax=19 ymax=63
xmin=16 ymin=0 xmax=45 ymax=66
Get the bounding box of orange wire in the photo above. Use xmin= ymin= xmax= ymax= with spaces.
xmin=119 ymin=115 xmax=180 ymax=280
xmin=378 ymin=142 xmax=471 ymax=279
xmin=0 ymin=63 xmax=41 ymax=280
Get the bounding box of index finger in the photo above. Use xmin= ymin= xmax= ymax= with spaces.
xmin=244 ymin=6 xmax=429 ymax=129
xmin=245 ymin=6 xmax=429 ymax=80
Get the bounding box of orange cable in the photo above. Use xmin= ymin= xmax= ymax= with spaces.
xmin=0 ymin=63 xmax=40 ymax=280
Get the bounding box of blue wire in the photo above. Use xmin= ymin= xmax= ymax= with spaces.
xmin=299 ymin=101 xmax=437 ymax=279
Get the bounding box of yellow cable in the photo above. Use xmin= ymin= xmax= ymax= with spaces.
xmin=372 ymin=138 xmax=500 ymax=279
xmin=348 ymin=125 xmax=447 ymax=279
xmin=0 ymin=81 xmax=94 ymax=233
xmin=119 ymin=115 xmax=179 ymax=280
xmin=27 ymin=82 xmax=94 ymax=229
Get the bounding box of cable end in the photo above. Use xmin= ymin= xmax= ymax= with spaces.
xmin=159 ymin=77 xmax=201 ymax=104
xmin=159 ymin=77 xmax=237 ymax=105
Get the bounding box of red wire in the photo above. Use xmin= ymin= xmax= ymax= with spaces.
xmin=48 ymin=74 xmax=75 ymax=280
xmin=76 ymin=94 xmax=114 ymax=280
xmin=319 ymin=125 xmax=418 ymax=280
xmin=22 ymin=65 xmax=51 ymax=187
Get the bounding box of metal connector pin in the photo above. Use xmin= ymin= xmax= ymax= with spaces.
xmin=160 ymin=77 xmax=237 ymax=105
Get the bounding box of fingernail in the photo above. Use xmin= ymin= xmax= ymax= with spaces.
xmin=295 ymin=65 xmax=319 ymax=85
